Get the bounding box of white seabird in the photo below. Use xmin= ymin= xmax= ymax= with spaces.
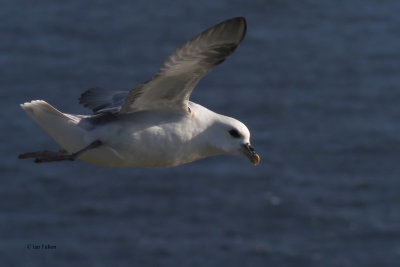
xmin=19 ymin=17 xmax=260 ymax=168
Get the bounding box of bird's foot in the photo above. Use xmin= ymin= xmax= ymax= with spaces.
xmin=19 ymin=149 xmax=77 ymax=163
xmin=18 ymin=140 xmax=103 ymax=163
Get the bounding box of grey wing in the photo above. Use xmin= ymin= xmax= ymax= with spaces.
xmin=120 ymin=17 xmax=247 ymax=113
xmin=79 ymin=87 xmax=129 ymax=113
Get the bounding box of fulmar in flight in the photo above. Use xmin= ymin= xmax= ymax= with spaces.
xmin=19 ymin=17 xmax=260 ymax=168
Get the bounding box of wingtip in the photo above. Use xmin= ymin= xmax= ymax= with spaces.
xmin=221 ymin=17 xmax=247 ymax=43
xmin=236 ymin=17 xmax=247 ymax=42
xmin=227 ymin=16 xmax=246 ymax=22
xmin=234 ymin=16 xmax=246 ymax=24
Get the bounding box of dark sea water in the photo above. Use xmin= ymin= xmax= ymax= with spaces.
xmin=1 ymin=0 xmax=399 ymax=266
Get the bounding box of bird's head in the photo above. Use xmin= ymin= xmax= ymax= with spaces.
xmin=209 ymin=115 xmax=260 ymax=165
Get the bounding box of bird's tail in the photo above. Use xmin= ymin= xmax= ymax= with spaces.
xmin=20 ymin=100 xmax=87 ymax=152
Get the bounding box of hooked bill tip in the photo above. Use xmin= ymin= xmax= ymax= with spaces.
xmin=252 ymin=154 xmax=260 ymax=166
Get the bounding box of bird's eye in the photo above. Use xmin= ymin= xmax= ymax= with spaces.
xmin=229 ymin=129 xmax=242 ymax=138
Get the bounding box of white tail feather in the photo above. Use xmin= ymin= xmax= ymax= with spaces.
xmin=21 ymin=100 xmax=86 ymax=152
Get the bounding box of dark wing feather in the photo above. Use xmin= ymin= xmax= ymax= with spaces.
xmin=79 ymin=87 xmax=128 ymax=113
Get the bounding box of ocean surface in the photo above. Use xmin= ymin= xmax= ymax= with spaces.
xmin=1 ymin=0 xmax=399 ymax=266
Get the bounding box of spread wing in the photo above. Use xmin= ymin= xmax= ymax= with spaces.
xmin=78 ymin=17 xmax=246 ymax=114
xmin=120 ymin=17 xmax=246 ymax=113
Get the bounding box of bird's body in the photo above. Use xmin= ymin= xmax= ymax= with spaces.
xmin=19 ymin=17 xmax=260 ymax=168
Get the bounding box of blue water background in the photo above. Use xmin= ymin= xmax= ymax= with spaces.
xmin=1 ymin=0 xmax=399 ymax=266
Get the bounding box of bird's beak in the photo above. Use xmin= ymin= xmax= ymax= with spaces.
xmin=242 ymin=143 xmax=260 ymax=166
